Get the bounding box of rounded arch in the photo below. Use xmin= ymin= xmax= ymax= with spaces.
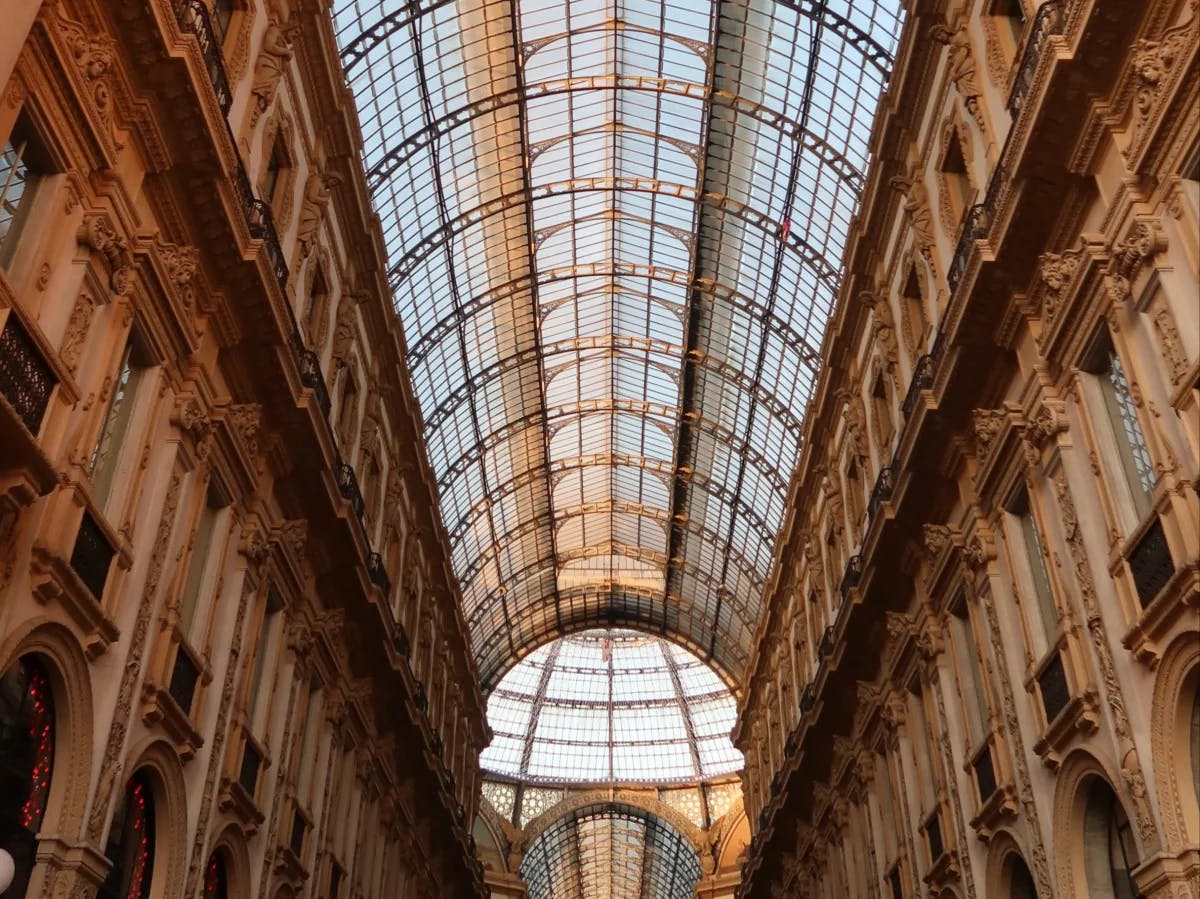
xmin=206 ymin=821 xmax=252 ymax=899
xmin=0 ymin=618 xmax=94 ymax=843
xmin=985 ymin=829 xmax=1041 ymax=898
xmin=1151 ymin=631 xmax=1200 ymax=848
xmin=715 ymin=800 xmax=749 ymax=870
xmin=118 ymin=738 xmax=189 ymax=899
xmin=520 ymin=790 xmax=705 ymax=854
xmin=1053 ymin=750 xmax=1144 ymax=899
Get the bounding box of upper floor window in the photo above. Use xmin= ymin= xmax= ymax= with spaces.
xmin=1083 ymin=337 xmax=1155 ymax=519
xmin=178 ymin=485 xmax=229 ymax=641
xmin=902 ymin=265 xmax=927 ymax=355
xmin=948 ymin=594 xmax=988 ymax=745
xmin=261 ymin=137 xmax=286 ymax=209
xmin=209 ymin=0 xmax=235 ymax=45
xmin=90 ymin=333 xmax=153 ymax=505
xmin=244 ymin=589 xmax=283 ymax=735
xmin=990 ymin=0 xmax=1028 ymax=52
xmin=939 ymin=129 xmax=972 ymax=227
xmin=0 ymin=114 xmax=53 ymax=270
xmin=1004 ymin=488 xmax=1058 ymax=656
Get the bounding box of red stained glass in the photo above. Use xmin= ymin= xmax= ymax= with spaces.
xmin=204 ymin=853 xmax=228 ymax=899
xmin=19 ymin=662 xmax=54 ymax=831
xmin=125 ymin=778 xmax=150 ymax=899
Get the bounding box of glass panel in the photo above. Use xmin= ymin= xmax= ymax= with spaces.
xmin=331 ymin=0 xmax=906 ymax=687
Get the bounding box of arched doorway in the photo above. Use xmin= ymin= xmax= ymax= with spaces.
xmin=0 ymin=657 xmax=55 ymax=899
xmin=1006 ymin=853 xmax=1037 ymax=899
xmin=203 ymin=850 xmax=230 ymax=899
xmin=1082 ymin=779 xmax=1142 ymax=899
xmin=98 ymin=772 xmax=156 ymax=899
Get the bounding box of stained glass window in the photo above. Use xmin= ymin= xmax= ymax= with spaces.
xmin=0 ymin=657 xmax=55 ymax=899
xmin=99 ymin=773 xmax=155 ymax=899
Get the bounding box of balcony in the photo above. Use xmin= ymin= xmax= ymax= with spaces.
xmin=367 ymin=551 xmax=391 ymax=596
xmin=868 ymin=465 xmax=895 ymax=521
xmin=335 ymin=458 xmax=365 ymax=521
xmin=902 ymin=354 xmax=934 ymax=420
xmin=0 ymin=314 xmax=56 ymax=436
xmin=1008 ymin=2 xmax=1062 ymax=116
xmin=839 ymin=555 xmax=863 ymax=602
xmin=290 ymin=329 xmax=332 ymax=420
xmin=173 ymin=0 xmax=289 ymax=294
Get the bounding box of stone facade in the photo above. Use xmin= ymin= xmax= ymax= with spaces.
xmin=0 ymin=1 xmax=488 ymax=897
xmin=733 ymin=1 xmax=1199 ymax=898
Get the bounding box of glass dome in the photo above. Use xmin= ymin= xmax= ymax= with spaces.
xmin=480 ymin=629 xmax=743 ymax=784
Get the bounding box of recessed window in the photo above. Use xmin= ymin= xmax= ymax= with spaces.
xmin=1083 ymin=335 xmax=1155 ymax=518
xmin=90 ymin=333 xmax=154 ymax=505
xmin=0 ymin=113 xmax=54 ymax=269
xmin=1007 ymin=489 xmax=1058 ymax=652
xmin=940 ymin=130 xmax=973 ymax=227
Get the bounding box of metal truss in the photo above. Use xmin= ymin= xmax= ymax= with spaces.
xmin=405 ymin=263 xmax=824 ymax=374
xmin=363 ymin=75 xmax=865 ymax=192
xmin=386 ymin=177 xmax=843 ymax=290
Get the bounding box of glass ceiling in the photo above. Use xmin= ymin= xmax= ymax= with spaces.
xmin=520 ymin=803 xmax=702 ymax=899
xmin=331 ymin=0 xmax=904 ymax=689
xmin=480 ymin=629 xmax=742 ymax=783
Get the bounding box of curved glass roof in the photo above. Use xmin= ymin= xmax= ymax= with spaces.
xmin=331 ymin=0 xmax=905 ymax=688
xmin=480 ymin=629 xmax=741 ymax=783
xmin=520 ymin=803 xmax=702 ymax=899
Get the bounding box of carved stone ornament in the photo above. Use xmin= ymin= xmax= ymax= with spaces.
xmin=277 ymin=519 xmax=308 ymax=557
xmin=330 ymin=291 xmax=360 ymax=365
xmin=972 ymin=408 xmax=1007 ymax=455
xmin=78 ymin=215 xmax=133 ymax=295
xmin=1128 ymin=8 xmax=1197 ymax=151
xmin=930 ymin=21 xmax=985 ymax=131
xmin=1107 ymin=220 xmax=1168 ymax=304
xmin=58 ymin=12 xmax=121 ymax=149
xmin=228 ymin=403 xmax=262 ymax=460
xmin=1037 ymin=245 xmax=1083 ymax=321
xmin=870 ymin=292 xmax=900 ymax=369
xmin=238 ymin=519 xmax=271 ymax=564
xmin=1151 ymin=305 xmax=1188 ymax=384
xmin=1026 ymin=401 xmax=1066 ymax=447
xmin=922 ymin=523 xmax=953 ymax=557
xmin=159 ymin=240 xmax=201 ymax=311
xmin=884 ymin=610 xmax=913 ymax=642
xmin=250 ymin=20 xmax=295 ymax=126
xmin=60 ymin=293 xmax=96 ymax=373
xmin=296 ymin=171 xmax=343 ymax=260
xmin=890 ymin=172 xmax=935 ymax=262
xmin=964 ymin=533 xmax=995 ymax=571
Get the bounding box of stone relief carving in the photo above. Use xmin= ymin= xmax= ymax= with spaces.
xmin=296 ymin=171 xmax=343 ymax=260
xmin=159 ymin=240 xmax=201 ymax=312
xmin=1036 ymin=244 xmax=1083 ymax=322
xmin=250 ymin=20 xmax=295 ymax=126
xmin=1106 ymin=220 xmax=1167 ymax=305
xmin=971 ymin=408 xmax=1007 ymax=456
xmin=78 ymin=215 xmax=134 ymax=296
xmin=228 ymin=403 xmax=263 ymax=461
xmin=1151 ymin=305 xmax=1188 ymax=384
xmin=1127 ymin=8 xmax=1198 ymax=156
xmin=930 ymin=21 xmax=985 ymax=132
xmin=890 ymin=172 xmax=936 ymax=263
xmin=59 ymin=293 xmax=95 ymax=373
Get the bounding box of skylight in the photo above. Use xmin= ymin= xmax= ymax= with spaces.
xmin=331 ymin=0 xmax=904 ymax=689
xmin=481 ymin=629 xmax=742 ymax=783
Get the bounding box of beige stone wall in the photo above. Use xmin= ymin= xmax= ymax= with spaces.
xmin=0 ymin=1 xmax=488 ymax=897
xmin=734 ymin=0 xmax=1198 ymax=897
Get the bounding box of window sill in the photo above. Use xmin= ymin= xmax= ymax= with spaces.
xmin=1031 ymin=687 xmax=1100 ymax=770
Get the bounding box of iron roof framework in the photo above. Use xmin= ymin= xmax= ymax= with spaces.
xmin=519 ymin=802 xmax=703 ymax=899
xmin=332 ymin=0 xmax=904 ymax=690
xmin=480 ymin=629 xmax=742 ymax=783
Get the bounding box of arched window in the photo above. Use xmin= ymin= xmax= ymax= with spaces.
xmin=1083 ymin=780 xmax=1142 ymax=899
xmin=98 ymin=772 xmax=155 ymax=899
xmin=1191 ymin=684 xmax=1200 ymax=806
xmin=0 ymin=657 xmax=55 ymax=899
xmin=1007 ymin=854 xmax=1037 ymax=899
xmin=203 ymin=851 xmax=229 ymax=899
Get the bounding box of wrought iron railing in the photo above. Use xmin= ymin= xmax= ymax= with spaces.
xmin=839 ymin=554 xmax=863 ymax=601
xmin=902 ymin=354 xmax=935 ymax=420
xmin=818 ymin=625 xmax=835 ymax=660
xmin=947 ymin=202 xmax=989 ymax=294
xmin=289 ymin=329 xmax=332 ymax=419
xmin=367 ymin=551 xmax=391 ymax=596
xmin=799 ymin=683 xmax=814 ymax=715
xmin=335 ymin=457 xmax=366 ymax=520
xmin=1008 ymin=1 xmax=1062 ymax=116
xmin=69 ymin=511 xmax=115 ymax=601
xmin=174 ymin=0 xmax=289 ymax=293
xmin=1128 ymin=518 xmax=1174 ymax=607
xmin=176 ymin=0 xmax=232 ymax=115
xmin=868 ymin=464 xmax=895 ymax=521
xmin=0 ymin=314 xmax=56 ymax=435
